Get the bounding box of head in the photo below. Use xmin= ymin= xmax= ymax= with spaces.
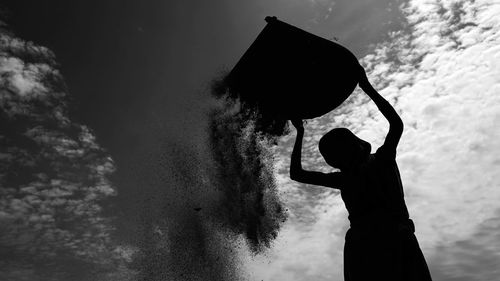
xmin=318 ymin=128 xmax=371 ymax=171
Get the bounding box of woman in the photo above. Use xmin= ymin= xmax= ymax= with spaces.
xmin=290 ymin=66 xmax=433 ymax=281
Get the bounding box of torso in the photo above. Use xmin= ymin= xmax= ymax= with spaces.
xmin=340 ymin=146 xmax=410 ymax=227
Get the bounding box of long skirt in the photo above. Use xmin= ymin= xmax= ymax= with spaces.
xmin=344 ymin=219 xmax=432 ymax=281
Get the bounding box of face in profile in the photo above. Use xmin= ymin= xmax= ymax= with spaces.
xmin=318 ymin=128 xmax=371 ymax=170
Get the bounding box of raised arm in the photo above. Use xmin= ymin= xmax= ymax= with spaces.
xmin=357 ymin=66 xmax=404 ymax=151
xmin=290 ymin=119 xmax=342 ymax=189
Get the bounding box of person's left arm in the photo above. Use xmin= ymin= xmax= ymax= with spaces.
xmin=358 ymin=65 xmax=404 ymax=153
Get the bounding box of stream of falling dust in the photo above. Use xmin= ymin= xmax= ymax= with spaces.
xmin=131 ymin=74 xmax=288 ymax=281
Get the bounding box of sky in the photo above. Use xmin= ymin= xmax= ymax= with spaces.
xmin=1 ymin=0 xmax=500 ymax=280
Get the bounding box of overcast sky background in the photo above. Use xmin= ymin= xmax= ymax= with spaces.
xmin=1 ymin=0 xmax=500 ymax=280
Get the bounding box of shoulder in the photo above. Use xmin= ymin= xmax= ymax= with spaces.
xmin=326 ymin=171 xmax=345 ymax=189
xmin=328 ymin=171 xmax=345 ymax=183
xmin=375 ymin=144 xmax=397 ymax=163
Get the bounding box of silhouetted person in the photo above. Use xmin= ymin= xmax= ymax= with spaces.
xmin=290 ymin=66 xmax=432 ymax=281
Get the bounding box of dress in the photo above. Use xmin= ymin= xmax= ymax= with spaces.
xmin=340 ymin=145 xmax=432 ymax=281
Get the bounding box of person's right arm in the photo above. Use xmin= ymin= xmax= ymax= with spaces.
xmin=290 ymin=119 xmax=342 ymax=189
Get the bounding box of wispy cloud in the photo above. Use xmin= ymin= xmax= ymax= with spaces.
xmin=0 ymin=25 xmax=130 ymax=280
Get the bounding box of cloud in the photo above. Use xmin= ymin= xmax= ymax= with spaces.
xmin=0 ymin=25 xmax=129 ymax=280
xmin=427 ymin=209 xmax=500 ymax=280
xmin=377 ymin=0 xmax=500 ymax=252
xmin=250 ymin=0 xmax=500 ymax=280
